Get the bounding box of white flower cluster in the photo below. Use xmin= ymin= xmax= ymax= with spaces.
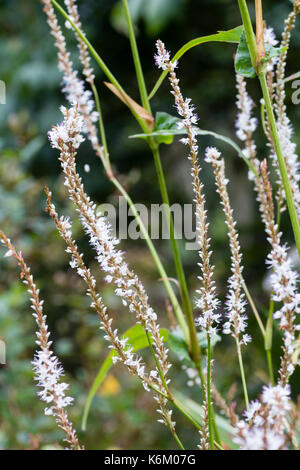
xmin=235 ymin=75 xmax=258 ymax=146
xmin=62 ymin=73 xmax=98 ymax=134
xmin=154 ymin=41 xmax=177 ymax=71
xmin=273 ymin=15 xmax=300 ymax=218
xmin=266 ymin=235 xmax=300 ymax=378
xmin=0 ymin=234 xmax=78 ymax=447
xmin=276 ymin=117 xmax=300 ymax=218
xmin=205 ymin=147 xmax=250 ymax=346
xmin=155 ymin=41 xmax=220 ymax=338
xmin=195 ymin=275 xmax=221 ymax=338
xmin=41 ymin=0 xmax=103 ymax=159
xmin=224 ymin=275 xmax=250 ymax=345
xmin=46 ymin=195 xmax=154 ymax=396
xmin=264 ymin=26 xmax=279 ymax=72
xmin=48 ymin=106 xmax=173 ymax=428
xmin=235 ymin=384 xmax=291 ymax=450
xmin=32 ymin=350 xmax=74 ymax=416
xmin=48 ymin=105 xmax=85 ymax=152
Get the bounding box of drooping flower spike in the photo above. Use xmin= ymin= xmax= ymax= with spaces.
xmin=0 ymin=231 xmax=82 ymax=450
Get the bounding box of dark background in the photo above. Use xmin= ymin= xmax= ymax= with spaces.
xmin=0 ymin=0 xmax=299 ymax=450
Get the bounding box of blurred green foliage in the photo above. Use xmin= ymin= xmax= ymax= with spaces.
xmin=0 ymin=0 xmax=300 ymax=450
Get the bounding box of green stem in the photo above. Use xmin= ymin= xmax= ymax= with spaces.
xmin=265 ymin=298 xmax=275 ymax=385
xmin=50 ymin=0 xmax=148 ymax=132
xmin=145 ymin=330 xmax=185 ymax=450
xmin=266 ymin=350 xmax=274 ymax=385
xmin=91 ymin=83 xmax=109 ymax=164
xmin=206 ymin=336 xmax=214 ymax=450
xmin=242 ymin=279 xmax=266 ymax=338
xmin=237 ymin=0 xmax=300 ymax=258
xmin=150 ymin=145 xmax=200 ymax=360
xmin=148 ymin=384 xmax=224 ymax=450
xmin=111 ymin=176 xmax=189 ymax=342
xmin=121 ymin=1 xmax=197 ymax=356
xmin=237 ymin=0 xmax=258 ymax=72
xmin=121 ymin=0 xmax=151 ymax=114
xmin=236 ymin=338 xmax=249 ymax=410
xmin=259 ymin=72 xmax=300 ymax=257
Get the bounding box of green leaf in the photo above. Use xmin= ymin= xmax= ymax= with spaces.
xmin=81 ymin=324 xmax=169 ymax=431
xmin=153 ymin=111 xmax=181 ymax=144
xmin=129 ymin=113 xmax=258 ymax=176
xmin=235 ymin=30 xmax=287 ymax=79
xmin=168 ymin=329 xmax=221 ymax=365
xmin=234 ymin=30 xmax=256 ymax=78
xmin=263 ymin=45 xmax=287 ymax=63
xmin=149 ymin=26 xmax=244 ymax=99
xmin=173 ymin=391 xmax=238 ymax=449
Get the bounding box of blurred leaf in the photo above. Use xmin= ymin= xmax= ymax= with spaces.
xmin=168 ymin=329 xmax=221 ymax=364
xmin=81 ymin=324 xmax=169 ymax=430
xmin=110 ymin=0 xmax=187 ymax=36
xmin=20 ymin=136 xmax=45 ymax=164
xmin=149 ymin=26 xmax=243 ymax=99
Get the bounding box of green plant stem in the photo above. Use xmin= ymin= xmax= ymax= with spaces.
xmin=236 ymin=338 xmax=249 ymax=410
xmin=121 ymin=0 xmax=197 ymax=358
xmin=237 ymin=0 xmax=258 ymax=72
xmin=50 ymin=0 xmax=148 ymax=132
xmin=259 ymin=72 xmax=300 ymax=257
xmin=91 ymin=83 xmax=110 ymax=165
xmin=237 ymin=0 xmax=300 ymax=257
xmin=121 ymin=0 xmax=151 ymax=113
xmin=266 ymin=350 xmax=274 ymax=385
xmin=242 ymin=279 xmax=266 ymax=338
xmin=150 ymin=145 xmax=200 ymax=358
xmin=206 ymin=336 xmax=214 ymax=450
xmin=145 ymin=330 xmax=185 ymax=450
xmin=265 ymin=298 xmax=275 ymax=385
xmin=148 ymin=384 xmax=224 ymax=450
xmin=110 ymin=176 xmax=189 ymax=342
xmin=55 ymin=0 xmax=197 ymax=356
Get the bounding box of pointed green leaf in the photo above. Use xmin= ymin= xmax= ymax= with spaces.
xmin=81 ymin=324 xmax=168 ymax=430
xmin=149 ymin=26 xmax=244 ymax=99
xmin=129 ymin=112 xmax=257 ymax=176
xmin=234 ymin=30 xmax=256 ymax=78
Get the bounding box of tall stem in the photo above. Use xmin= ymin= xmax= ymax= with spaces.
xmin=242 ymin=279 xmax=266 ymax=338
xmin=206 ymin=336 xmax=214 ymax=449
xmin=121 ymin=0 xmax=151 ymax=113
xmin=238 ymin=0 xmax=258 ymax=71
xmin=265 ymin=299 xmax=275 ymax=385
xmin=236 ymin=338 xmax=249 ymax=409
xmin=121 ymin=0 xmax=197 ymax=355
xmin=111 ymin=176 xmax=189 ymax=342
xmin=259 ymin=72 xmax=300 ymax=257
xmin=150 ymin=145 xmax=200 ymax=359
xmin=237 ymin=0 xmax=300 ymax=257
